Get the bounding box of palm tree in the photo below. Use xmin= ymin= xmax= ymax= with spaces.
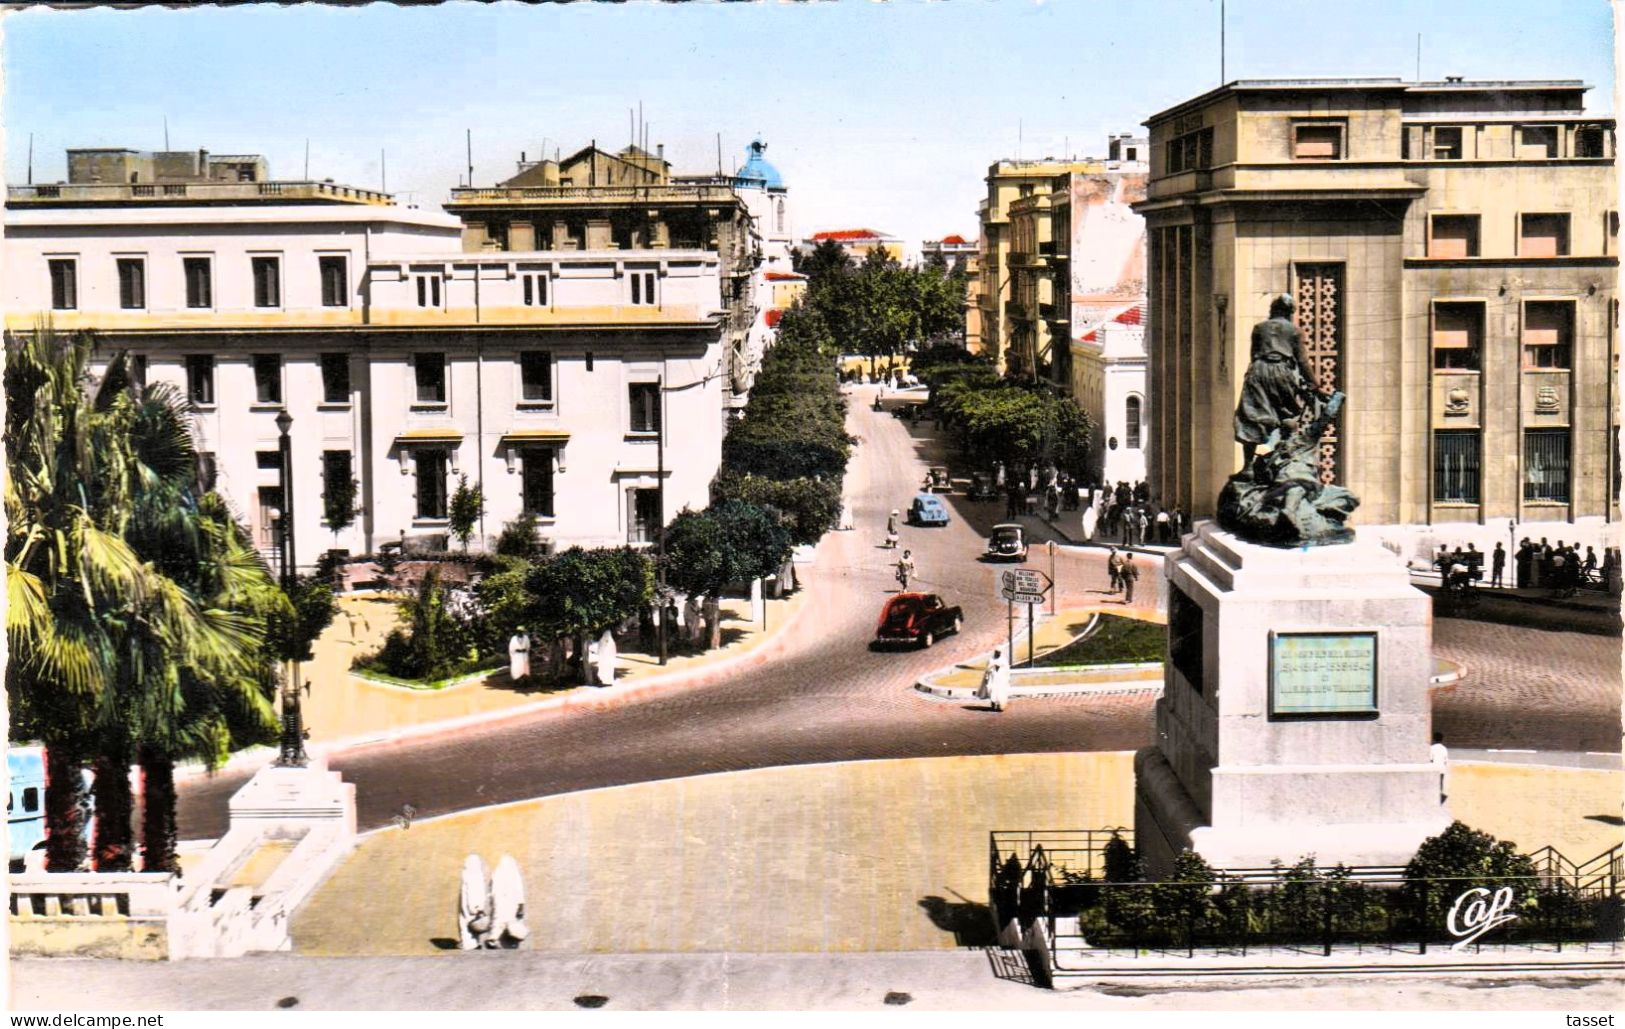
xmin=4 ymin=326 xmax=153 ymax=870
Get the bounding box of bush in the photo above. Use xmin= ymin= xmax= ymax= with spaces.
xmin=357 ymin=567 xmax=478 ymax=681
xmin=1401 ymin=821 xmax=1537 ymax=932
xmin=494 ymin=512 xmax=544 ymax=560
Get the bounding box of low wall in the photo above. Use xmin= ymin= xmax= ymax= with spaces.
xmin=9 ymin=872 xmax=179 ymax=960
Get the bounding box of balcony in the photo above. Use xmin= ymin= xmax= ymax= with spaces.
xmin=6 ymin=180 xmax=395 ymax=206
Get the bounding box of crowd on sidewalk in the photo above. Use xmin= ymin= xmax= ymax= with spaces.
xmin=993 ymin=464 xmax=1185 ymax=549
xmin=1431 ymin=537 xmax=1622 ymax=598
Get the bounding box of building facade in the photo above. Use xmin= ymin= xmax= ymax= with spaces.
xmin=1135 ymin=79 xmax=1618 ymax=554
xmin=921 ymin=234 xmax=976 ymax=275
xmin=6 ymin=146 xmax=745 ymax=572
xmin=1070 ymin=305 xmax=1148 ymax=486
xmin=801 ymin=228 xmax=904 ymax=264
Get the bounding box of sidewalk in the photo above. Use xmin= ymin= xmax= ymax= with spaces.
xmin=282 ymin=753 xmax=1622 ymax=959
xmin=13 ymin=950 xmax=1620 ymax=1010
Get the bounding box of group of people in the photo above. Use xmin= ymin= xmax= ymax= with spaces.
xmin=998 ymin=463 xmax=1086 ymax=521
xmin=458 ymin=853 xmax=528 ymax=951
xmin=884 ymin=510 xmax=917 ymax=590
xmin=1513 ymin=538 xmax=1614 ymax=597
xmin=1105 ymin=546 xmax=1142 ymax=603
xmin=1083 ymin=481 xmax=1185 ymax=549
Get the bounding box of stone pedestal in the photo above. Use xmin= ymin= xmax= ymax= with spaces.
xmin=1135 ymin=522 xmax=1449 ymax=876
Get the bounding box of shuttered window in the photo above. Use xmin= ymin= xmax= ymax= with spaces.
xmin=1522 ymin=301 xmax=1573 ymax=368
xmin=1429 ymin=215 xmax=1479 ymax=258
xmin=1432 ymin=303 xmax=1483 ymax=370
xmin=49 ymin=259 xmax=77 ymax=310
xmin=1293 ymin=124 xmax=1343 ymax=160
xmin=252 ymin=256 xmax=281 ymax=307
xmin=117 ymin=258 xmax=146 ymax=309
xmin=1519 ymin=213 xmax=1570 ymax=258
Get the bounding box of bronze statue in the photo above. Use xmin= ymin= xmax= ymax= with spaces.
xmin=1218 ymin=293 xmax=1359 ymax=546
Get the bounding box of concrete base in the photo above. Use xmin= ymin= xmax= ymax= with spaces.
xmin=1135 ymin=522 xmax=1451 ymax=876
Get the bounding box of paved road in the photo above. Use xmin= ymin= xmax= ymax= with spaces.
xmin=178 ymin=388 xmax=1154 ymax=838
xmin=177 ymin=386 xmax=1621 ymax=838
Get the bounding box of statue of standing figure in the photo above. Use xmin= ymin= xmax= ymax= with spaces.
xmin=1218 ymin=293 xmax=1359 ymax=547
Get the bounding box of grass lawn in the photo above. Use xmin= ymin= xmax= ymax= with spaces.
xmin=350 ymin=662 xmax=504 ymax=691
xmin=1028 ymin=613 xmax=1165 ymax=668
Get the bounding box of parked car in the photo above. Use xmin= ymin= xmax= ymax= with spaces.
xmin=968 ymin=473 xmax=998 ymax=502
xmin=909 ymin=493 xmax=951 ymax=526
xmin=873 ymin=592 xmax=964 ymax=649
xmin=985 ymin=523 xmax=1029 ymax=562
xmin=923 ymin=466 xmax=953 ymax=493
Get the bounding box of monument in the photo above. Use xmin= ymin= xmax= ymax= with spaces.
xmin=1134 ymin=295 xmax=1450 ymax=875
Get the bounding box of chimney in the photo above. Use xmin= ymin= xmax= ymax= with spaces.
xmin=657 ymin=143 xmax=665 ymax=161
xmin=1445 ymin=75 xmax=1464 ymax=83
xmin=521 ymin=151 xmax=527 ymax=163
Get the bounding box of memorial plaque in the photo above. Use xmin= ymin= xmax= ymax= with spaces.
xmin=1268 ymin=631 xmax=1378 ymax=717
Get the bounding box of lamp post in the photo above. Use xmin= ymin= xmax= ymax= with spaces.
xmin=656 ymin=375 xmax=667 ymax=666
xmin=275 ymin=408 xmax=307 ymax=767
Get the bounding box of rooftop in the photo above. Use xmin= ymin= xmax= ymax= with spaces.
xmin=1147 ymin=77 xmax=1592 ymax=124
xmin=808 ymin=228 xmax=897 ymax=242
xmin=6 ymin=179 xmax=398 ymax=208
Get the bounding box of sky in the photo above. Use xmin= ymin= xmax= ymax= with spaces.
xmin=1 ymin=0 xmax=1616 ymax=255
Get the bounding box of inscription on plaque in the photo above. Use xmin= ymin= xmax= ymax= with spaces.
xmin=1269 ymin=631 xmax=1377 ymax=717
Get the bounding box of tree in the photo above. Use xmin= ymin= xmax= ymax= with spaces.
xmin=525 ymin=547 xmax=652 ymax=681
xmin=369 ymin=567 xmax=470 ymax=681
xmin=322 ymin=460 xmax=359 ymax=544
xmin=1401 ymin=821 xmax=1538 ymax=930
xmin=712 ymin=472 xmax=841 ymax=546
xmin=448 ymin=474 xmax=485 ymax=552
xmin=796 ymin=238 xmax=853 ymax=291
xmin=663 ymin=502 xmax=790 ymax=648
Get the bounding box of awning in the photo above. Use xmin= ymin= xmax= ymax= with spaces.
xmin=500 ymin=429 xmax=571 ymax=444
xmin=395 ymin=428 xmax=463 ymax=444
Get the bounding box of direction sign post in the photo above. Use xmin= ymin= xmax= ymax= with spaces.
xmin=995 ymin=568 xmax=1053 ymax=668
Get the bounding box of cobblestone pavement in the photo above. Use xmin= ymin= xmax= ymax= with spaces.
xmin=178 ymin=387 xmax=1621 ymax=838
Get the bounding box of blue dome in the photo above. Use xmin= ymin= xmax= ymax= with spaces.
xmin=735 ymin=138 xmax=784 ymax=190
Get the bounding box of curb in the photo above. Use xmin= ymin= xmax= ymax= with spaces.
xmin=175 ymin=584 xmax=814 ymax=780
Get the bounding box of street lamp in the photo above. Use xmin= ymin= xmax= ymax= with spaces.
xmin=656 ymin=374 xmax=667 ymax=666
xmin=275 ymin=408 xmax=307 ymax=768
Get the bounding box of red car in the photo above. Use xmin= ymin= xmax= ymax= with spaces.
xmin=873 ymin=592 xmax=964 ymax=649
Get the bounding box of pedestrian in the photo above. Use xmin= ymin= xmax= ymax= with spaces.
xmin=1137 ymin=507 xmax=1151 ymax=547
xmin=1465 ymin=543 xmax=1482 ymax=582
xmin=508 ymin=627 xmax=531 ymax=682
xmin=886 ymin=509 xmax=900 ymax=549
xmin=1490 ymin=542 xmax=1506 ymax=589
xmin=1107 ymin=546 xmax=1123 ymax=594
xmin=1155 ymin=506 xmax=1170 ymax=544
xmin=895 ymin=549 xmax=915 ymax=591
xmin=1430 ymin=732 xmax=1449 ymax=804
xmin=1121 ymin=551 xmax=1140 ymax=604
xmin=459 ymin=854 xmax=492 ymax=951
xmin=1550 ymin=545 xmax=1568 ymax=598
xmin=1516 ymin=537 xmax=1533 ymax=589
xmin=978 ymin=647 xmax=1011 ymax=713
xmin=1584 ymin=546 xmax=1599 ymax=586
xmin=1172 ymin=506 xmax=1185 ymax=540
xmin=488 ymin=855 xmax=529 ymax=950
xmin=1081 ymin=501 xmax=1098 ymax=543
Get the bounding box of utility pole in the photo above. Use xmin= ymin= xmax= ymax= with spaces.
xmin=381 ymin=149 xmax=387 ymax=193
xmin=1220 ymin=0 xmax=1227 ymax=83
xmin=656 ymin=373 xmax=667 ymax=665
xmin=26 ymin=133 xmax=33 ymax=185
xmin=466 ymin=128 xmax=473 ymax=189
xmin=304 ymin=138 xmax=310 ymax=180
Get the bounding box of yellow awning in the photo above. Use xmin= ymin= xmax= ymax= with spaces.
xmin=500 ymin=429 xmax=571 ymax=444
xmin=395 ymin=428 xmax=463 ymax=444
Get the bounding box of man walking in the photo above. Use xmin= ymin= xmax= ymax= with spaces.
xmin=1430 ymin=732 xmax=1450 ymax=804
xmin=1121 ymin=551 xmax=1140 ymax=605
xmin=1491 ymin=542 xmax=1506 ymax=589
xmin=1107 ymin=547 xmax=1124 ymax=595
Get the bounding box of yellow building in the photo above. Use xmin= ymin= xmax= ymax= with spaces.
xmin=973 ymin=159 xmax=1107 ymax=374
xmin=1136 ymin=78 xmax=1618 ymax=552
xmin=801 ymin=228 xmax=904 ymax=264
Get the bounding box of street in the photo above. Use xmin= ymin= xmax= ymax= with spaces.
xmin=177 ymin=387 xmax=1620 ymax=839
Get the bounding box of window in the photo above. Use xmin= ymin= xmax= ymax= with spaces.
xmin=1124 ymin=395 xmax=1142 ymax=449
xmin=1293 ymin=123 xmax=1344 ymax=160
xmin=1432 ymin=303 xmax=1484 ymax=370
xmin=487 ymin=221 xmax=509 ymax=251
xmin=253 ymin=354 xmax=282 ymax=404
xmin=22 ymin=787 xmax=39 ymax=813
xmin=48 ymin=259 xmax=77 ymax=310
xmin=1431 ymin=126 xmax=1464 ymax=160
xmin=628 ymin=382 xmax=661 ymax=433
xmin=1519 ymin=213 xmax=1570 ymax=257
xmin=415 ymin=272 xmax=443 ymax=308
xmin=521 ymin=449 xmax=555 ymax=517
xmin=183 ymin=257 xmax=213 ymax=308
xmin=322 ymin=451 xmax=353 ymax=524
xmin=1429 ymin=215 xmax=1480 ymax=258
xmin=629 ymin=270 xmax=657 ymax=306
xmin=1523 ymin=301 xmax=1574 ymax=368
xmin=415 ymin=449 xmax=449 ymax=519
xmin=519 ymin=351 xmax=553 ymax=403
xmin=257 ymin=486 xmax=283 ymax=548
xmin=319 ymin=256 xmax=348 ymax=307
xmin=585 ymin=351 xmax=595 ymax=372
xmin=1610 ymin=211 xmax=1620 ymax=256
xmin=521 ymin=273 xmax=549 ymax=307
xmin=776 ymin=198 xmax=785 ymax=233
xmin=627 ymin=487 xmax=661 ymax=544
xmin=1524 ymin=430 xmax=1570 ymax=503
xmin=197 ymin=452 xmax=218 ymax=492
xmin=1126 ymin=146 xmax=1139 ymax=161
xmin=116 ymin=258 xmax=146 ymax=309
xmin=1575 ymin=126 xmax=1607 ymax=158
xmin=256 ymin=450 xmax=283 ymax=471
xmin=1434 ymin=432 xmax=1481 ymax=504
xmin=251 ymin=256 xmax=281 ymax=307
xmin=186 ymin=355 xmax=215 ymax=405
xmin=1164 ymin=128 xmax=1212 ymax=174
xmin=321 ymin=353 xmax=351 ymax=404
xmin=1517 ymin=125 xmax=1558 ymax=159
xmin=415 ymin=353 xmax=447 ymax=404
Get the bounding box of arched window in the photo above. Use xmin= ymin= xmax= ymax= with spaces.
xmin=775 ymin=198 xmax=785 ymax=234
xmin=1125 ymin=395 xmax=1143 ymax=449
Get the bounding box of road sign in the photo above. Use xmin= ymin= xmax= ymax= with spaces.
xmin=1000 ymin=588 xmax=1046 ymax=606
xmin=999 ymin=569 xmax=1052 ymax=596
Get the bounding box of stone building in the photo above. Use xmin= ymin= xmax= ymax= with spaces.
xmin=7 ymin=145 xmax=746 ymax=571
xmin=1071 ymin=304 xmax=1148 ymax=487
xmin=921 ymin=234 xmax=977 ymax=275
xmin=800 ymin=228 xmax=905 ymax=265
xmin=1135 ymin=78 xmax=1618 ymax=554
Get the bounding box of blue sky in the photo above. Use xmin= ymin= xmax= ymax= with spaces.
xmin=3 ymin=0 xmax=1615 ymax=252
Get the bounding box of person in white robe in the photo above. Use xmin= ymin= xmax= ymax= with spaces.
xmin=595 ymin=629 xmax=617 ymax=686
xmin=977 ymin=648 xmax=1012 ymax=712
xmin=508 ymin=628 xmax=531 ymax=682
xmin=459 ymin=854 xmax=491 ymax=950
xmin=489 ymin=854 xmax=529 ymax=949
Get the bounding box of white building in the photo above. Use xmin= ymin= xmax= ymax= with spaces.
xmin=6 ymin=150 xmax=737 ymax=572
xmin=1071 ymin=304 xmax=1148 ymax=489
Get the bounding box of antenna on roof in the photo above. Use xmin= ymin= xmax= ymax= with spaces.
xmin=304 ymin=138 xmax=310 ymax=180
xmin=717 ymin=133 xmax=723 ymax=176
xmin=466 ymin=129 xmax=473 ymax=189
xmin=164 ymin=116 xmax=169 ymax=150
xmin=1220 ymin=0 xmax=1226 ymax=83
xmin=381 ymin=149 xmax=387 ymax=193
xmin=639 ymin=100 xmax=644 ymax=152
xmin=1018 ymin=119 xmax=1023 ymax=161
xmin=1416 ymin=33 xmax=1422 ymax=82
xmin=27 ymin=133 xmax=33 ymax=185
xmin=630 ymin=107 xmax=635 ymax=150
